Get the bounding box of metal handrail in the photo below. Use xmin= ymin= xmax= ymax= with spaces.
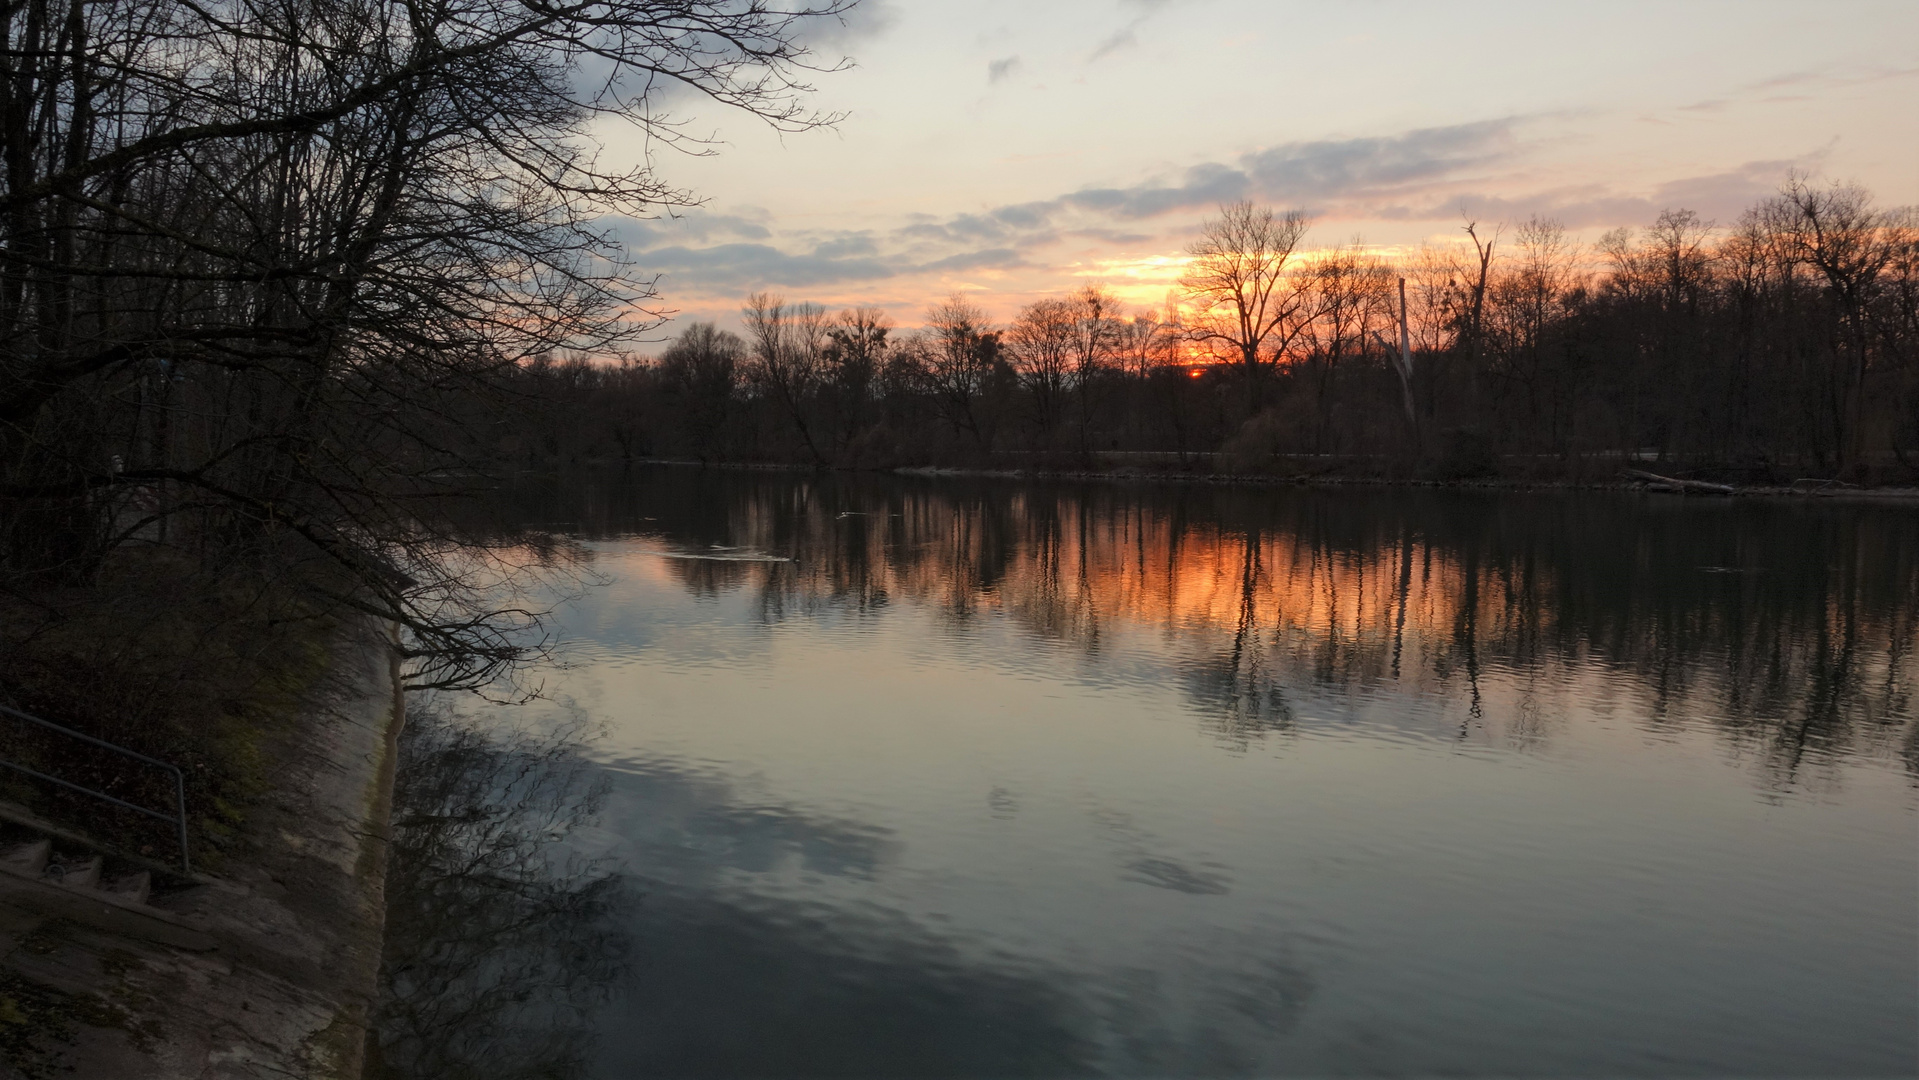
xmin=0 ymin=703 xmax=190 ymax=874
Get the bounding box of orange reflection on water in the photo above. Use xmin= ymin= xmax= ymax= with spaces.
xmin=642 ymin=480 xmax=1914 ymax=780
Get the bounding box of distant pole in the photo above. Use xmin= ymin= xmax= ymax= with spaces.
xmin=1398 ymin=278 xmax=1411 ymax=382
xmin=1398 ymin=277 xmax=1421 ymax=459
xmin=1372 ymin=278 xmax=1421 ymax=458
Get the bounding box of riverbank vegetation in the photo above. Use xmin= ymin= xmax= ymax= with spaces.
xmin=514 ymin=185 xmax=1918 ymax=486
xmin=0 ymin=0 xmax=849 ymax=853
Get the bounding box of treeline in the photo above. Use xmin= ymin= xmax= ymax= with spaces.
xmin=516 ymin=183 xmax=1918 ymax=482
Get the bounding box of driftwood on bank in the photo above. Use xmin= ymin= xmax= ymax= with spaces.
xmin=1788 ymin=477 xmax=1859 ymax=494
xmin=1623 ymin=469 xmax=1737 ymax=495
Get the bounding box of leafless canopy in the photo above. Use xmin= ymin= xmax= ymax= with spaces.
xmin=0 ymin=0 xmax=852 ymax=688
xmin=1180 ymin=201 xmax=1312 ymax=372
xmin=1007 ymin=298 xmax=1077 ymax=438
xmin=917 ymin=293 xmax=997 ymax=443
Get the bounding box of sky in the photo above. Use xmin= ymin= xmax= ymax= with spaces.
xmin=599 ymin=0 xmax=1919 ymax=340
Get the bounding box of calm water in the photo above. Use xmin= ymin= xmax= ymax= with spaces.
xmin=398 ymin=470 xmax=1919 ymax=1078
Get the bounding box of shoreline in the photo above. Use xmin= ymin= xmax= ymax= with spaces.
xmin=562 ymin=457 xmax=1919 ymax=503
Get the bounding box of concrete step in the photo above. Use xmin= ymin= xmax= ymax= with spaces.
xmin=0 ymin=865 xmax=216 ymax=951
xmin=2 ymin=838 xmax=49 ymax=876
xmin=0 ymin=800 xmax=201 ymax=885
xmin=0 ymin=828 xmax=216 ymax=950
xmin=47 ymin=854 xmax=101 ymax=889
xmin=102 ymin=871 xmax=151 ymax=906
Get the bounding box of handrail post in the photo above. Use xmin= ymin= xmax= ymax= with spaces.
xmin=172 ymin=766 xmax=191 ymax=875
xmin=0 ymin=702 xmax=194 ymax=874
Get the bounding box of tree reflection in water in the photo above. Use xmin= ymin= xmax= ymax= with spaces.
xmin=494 ymin=468 xmax=1917 ymax=787
xmin=452 ymin=469 xmax=1916 ymax=1076
xmin=370 ymin=702 xmax=628 ymax=1080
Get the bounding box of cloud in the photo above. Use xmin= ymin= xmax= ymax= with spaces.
xmin=1092 ymin=0 xmax=1183 ymax=61
xmin=1384 ymin=156 xmax=1811 ymax=228
xmin=1089 ymin=27 xmax=1136 ymax=61
xmin=637 ymin=242 xmax=898 ymax=290
xmin=1047 ymin=120 xmax=1518 ymax=221
xmin=1643 ymin=158 xmax=1806 ymax=220
xmin=613 ymin=211 xmax=773 ymax=249
xmin=1675 ymin=64 xmax=1919 ymax=117
xmin=917 ymin=247 xmax=1027 ymax=273
xmin=616 ymin=206 xmax=1033 ymax=296
xmin=615 ymin=119 xmax=1828 ymax=325
xmin=1244 ymin=120 xmax=1516 ymax=201
xmin=615 ymin=121 xmax=1528 ymax=310
xmin=812 ymin=233 xmax=881 ymax=259
xmin=987 ymin=55 xmax=1022 ymax=84
xmin=1063 ymin=227 xmax=1155 ymax=245
xmin=798 ymin=0 xmax=900 ymax=49
xmin=929 ymin=119 xmax=1518 ymax=228
xmin=633 ymin=241 xmax=1028 ymax=290
xmin=1060 ymin=161 xmax=1251 ymax=219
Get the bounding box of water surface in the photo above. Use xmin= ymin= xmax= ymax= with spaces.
xmin=490 ymin=471 xmax=1918 ymax=1077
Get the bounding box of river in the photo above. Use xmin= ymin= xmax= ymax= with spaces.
xmin=380 ymin=469 xmax=1919 ymax=1078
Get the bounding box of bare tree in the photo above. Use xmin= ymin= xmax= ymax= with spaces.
xmin=1368 ymin=277 xmax=1419 ymax=448
xmin=1763 ymin=177 xmax=1895 ymax=470
xmin=1485 ymin=216 xmax=1583 ymax=454
xmin=1647 ymin=209 xmax=1718 ymax=311
xmin=655 ymin=323 xmax=744 ymax=463
xmin=1007 ymin=298 xmax=1076 ymax=441
xmin=743 ymin=293 xmax=829 ymax=465
xmin=1453 ymin=220 xmax=1500 ymax=423
xmin=1885 ymin=207 xmax=1919 ymax=469
xmin=920 ymin=294 xmax=997 ymax=445
xmin=1180 ymin=202 xmax=1313 ymax=383
xmin=1113 ymin=311 xmax=1175 ymax=381
xmin=1296 ymin=243 xmax=1393 ymax=453
xmin=822 ymin=307 xmax=891 ymax=452
xmin=1104 ymin=308 xmax=1182 ymax=455
xmin=1397 ymin=243 xmax=1470 ymax=433
xmin=1065 ymin=285 xmax=1121 ymax=452
xmin=0 ymin=0 xmax=856 ymax=690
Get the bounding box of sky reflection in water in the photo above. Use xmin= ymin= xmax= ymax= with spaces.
xmin=508 ymin=470 xmax=1916 ymax=1078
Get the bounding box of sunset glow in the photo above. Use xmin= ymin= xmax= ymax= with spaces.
xmin=607 ymin=1 xmax=1917 ymax=337
xmin=11 ymin=0 xmax=1914 ymax=1070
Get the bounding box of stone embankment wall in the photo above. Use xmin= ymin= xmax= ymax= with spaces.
xmin=0 ymin=621 xmax=403 ymax=1079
